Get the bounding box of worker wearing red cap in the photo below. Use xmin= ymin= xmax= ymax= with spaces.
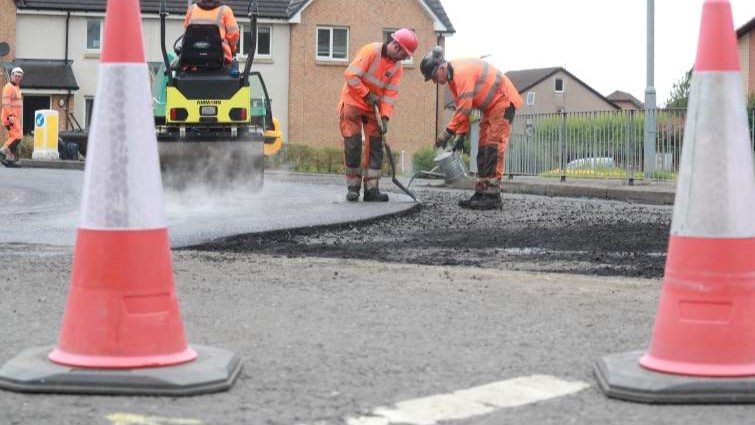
xmin=338 ymin=28 xmax=418 ymax=202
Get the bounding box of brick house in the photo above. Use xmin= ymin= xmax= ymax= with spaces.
xmin=505 ymin=67 xmax=618 ymax=115
xmin=606 ymin=90 xmax=644 ymax=111
xmin=737 ymin=16 xmax=755 ymax=98
xmin=0 ymin=0 xmax=454 ymax=159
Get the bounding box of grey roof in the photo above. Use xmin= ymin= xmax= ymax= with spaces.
xmin=1 ymin=59 xmax=79 ymax=90
xmin=287 ymin=0 xmax=453 ymax=32
xmin=16 ymin=0 xmax=291 ymax=19
xmin=505 ymin=66 xmax=619 ymax=110
xmin=607 ymin=90 xmax=643 ymax=109
xmin=505 ymin=67 xmax=561 ymax=93
xmin=737 ymin=16 xmax=755 ymax=38
xmin=17 ymin=0 xmax=453 ymax=28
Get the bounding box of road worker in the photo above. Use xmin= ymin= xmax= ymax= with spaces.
xmin=1 ymin=67 xmax=23 ymax=164
xmin=338 ymin=28 xmax=418 ymax=202
xmin=184 ymin=0 xmax=240 ymax=65
xmin=421 ymin=46 xmax=523 ymax=210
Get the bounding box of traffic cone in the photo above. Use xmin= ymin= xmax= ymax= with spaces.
xmin=0 ymin=0 xmax=241 ymax=395
xmin=594 ymin=0 xmax=755 ymax=403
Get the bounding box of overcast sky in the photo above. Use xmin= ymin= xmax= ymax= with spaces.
xmin=439 ymin=0 xmax=755 ymax=106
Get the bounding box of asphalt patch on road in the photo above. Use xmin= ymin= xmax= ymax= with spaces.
xmin=189 ymin=188 xmax=672 ymax=279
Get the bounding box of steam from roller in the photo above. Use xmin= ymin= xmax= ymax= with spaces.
xmin=159 ymin=139 xmax=265 ymax=191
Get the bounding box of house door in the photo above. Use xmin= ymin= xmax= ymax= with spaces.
xmin=23 ymin=96 xmax=51 ymax=135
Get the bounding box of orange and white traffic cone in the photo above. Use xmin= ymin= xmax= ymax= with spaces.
xmin=594 ymin=0 xmax=755 ymax=403
xmin=0 ymin=0 xmax=241 ymax=395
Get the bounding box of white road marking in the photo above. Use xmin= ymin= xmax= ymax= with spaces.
xmin=346 ymin=375 xmax=588 ymax=425
xmin=106 ymin=413 xmax=202 ymax=425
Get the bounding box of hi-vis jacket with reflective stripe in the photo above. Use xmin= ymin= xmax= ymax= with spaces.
xmin=184 ymin=4 xmax=240 ymax=63
xmin=447 ymin=59 xmax=523 ymax=134
xmin=1 ymin=82 xmax=22 ymax=126
xmin=340 ymin=43 xmax=404 ymax=119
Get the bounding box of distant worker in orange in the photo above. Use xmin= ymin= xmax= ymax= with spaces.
xmin=421 ymin=47 xmax=523 ymax=210
xmin=184 ymin=0 xmax=240 ymax=65
xmin=338 ymin=28 xmax=418 ymax=202
xmin=1 ymin=67 xmax=23 ymax=164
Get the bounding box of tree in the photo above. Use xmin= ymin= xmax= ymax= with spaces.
xmin=664 ymin=69 xmax=692 ymax=108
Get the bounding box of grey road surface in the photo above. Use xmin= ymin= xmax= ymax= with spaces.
xmin=2 ymin=251 xmax=755 ymax=425
xmin=1 ymin=167 xmax=751 ymax=424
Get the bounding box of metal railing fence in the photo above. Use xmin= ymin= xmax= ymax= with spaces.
xmin=497 ymin=108 xmax=755 ymax=182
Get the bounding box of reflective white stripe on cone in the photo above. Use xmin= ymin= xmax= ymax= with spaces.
xmin=80 ymin=63 xmax=166 ymax=230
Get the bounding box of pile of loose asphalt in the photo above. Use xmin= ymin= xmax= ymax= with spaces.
xmin=191 ymin=187 xmax=672 ymax=279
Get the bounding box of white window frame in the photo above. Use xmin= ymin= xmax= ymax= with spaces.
xmin=316 ymin=26 xmax=349 ymax=62
xmin=84 ymin=97 xmax=95 ymax=129
xmin=382 ymin=28 xmax=414 ymax=65
xmin=526 ymin=91 xmax=536 ymax=105
xmin=554 ymin=78 xmax=565 ymax=93
xmin=239 ymin=24 xmax=272 ymax=59
xmin=85 ymin=19 xmax=103 ymax=52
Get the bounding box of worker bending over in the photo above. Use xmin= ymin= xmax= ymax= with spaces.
xmin=421 ymin=47 xmax=522 ymax=210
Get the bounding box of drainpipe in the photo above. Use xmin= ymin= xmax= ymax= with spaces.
xmin=64 ymin=11 xmax=70 ymax=61
xmin=435 ymin=33 xmax=442 ymax=140
xmin=65 ymin=11 xmax=71 ymax=129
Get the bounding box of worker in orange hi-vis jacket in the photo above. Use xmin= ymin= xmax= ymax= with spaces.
xmin=337 ymin=28 xmax=418 ymax=202
xmin=420 ymin=46 xmax=523 ymax=210
xmin=1 ymin=67 xmax=23 ymax=164
xmin=184 ymin=0 xmax=240 ymax=64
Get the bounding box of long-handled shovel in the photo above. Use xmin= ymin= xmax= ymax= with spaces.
xmin=373 ymin=105 xmax=418 ymax=202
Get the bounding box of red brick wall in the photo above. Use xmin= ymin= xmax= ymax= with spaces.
xmin=0 ymin=0 xmax=15 ymax=141
xmin=0 ymin=0 xmax=16 ymax=61
xmin=288 ymin=0 xmax=446 ymax=161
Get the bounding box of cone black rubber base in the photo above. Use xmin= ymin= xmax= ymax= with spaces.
xmin=0 ymin=345 xmax=242 ymax=396
xmin=594 ymin=350 xmax=755 ymax=403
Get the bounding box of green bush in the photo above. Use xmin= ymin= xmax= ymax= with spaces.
xmin=18 ymin=136 xmax=33 ymax=159
xmin=411 ymin=146 xmax=436 ymax=173
xmin=266 ymin=142 xmax=398 ymax=175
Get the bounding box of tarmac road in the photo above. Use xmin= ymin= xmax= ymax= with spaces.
xmin=3 ymin=166 xmax=752 ymax=425
xmin=3 ymin=251 xmax=755 ymax=425
xmin=0 ymin=167 xmax=415 ymax=248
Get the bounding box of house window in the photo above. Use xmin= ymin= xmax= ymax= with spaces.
xmin=554 ymin=78 xmax=564 ymax=93
xmin=241 ymin=25 xmax=272 ymax=58
xmin=317 ymin=27 xmax=348 ymax=61
xmin=382 ymin=28 xmax=413 ymax=64
xmin=86 ymin=19 xmax=103 ymax=51
xmin=526 ymin=92 xmax=535 ymax=105
xmin=85 ymin=97 xmax=95 ymax=129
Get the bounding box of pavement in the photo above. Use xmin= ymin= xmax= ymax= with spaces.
xmin=19 ymin=158 xmax=679 ymax=207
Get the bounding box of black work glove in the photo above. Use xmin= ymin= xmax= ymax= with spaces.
xmin=451 ymin=134 xmax=467 ymax=152
xmin=364 ymin=92 xmax=380 ymax=107
xmin=379 ymin=116 xmax=389 ymax=135
xmin=435 ymin=128 xmax=454 ymax=149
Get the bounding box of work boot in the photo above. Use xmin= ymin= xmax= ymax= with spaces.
xmin=469 ymin=193 xmax=502 ymax=210
xmin=0 ymin=147 xmax=8 ymax=160
xmin=363 ymin=188 xmax=389 ymax=202
xmin=346 ymin=186 xmax=360 ymax=202
xmin=458 ymin=192 xmax=484 ymax=209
